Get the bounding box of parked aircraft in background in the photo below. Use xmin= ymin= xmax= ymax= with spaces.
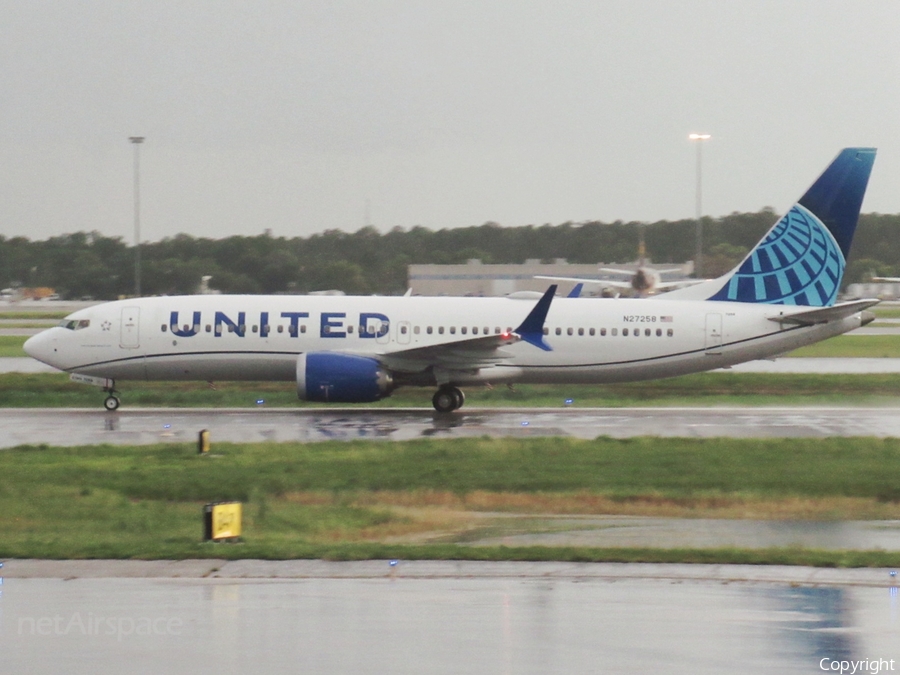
xmin=537 ymin=231 xmax=698 ymax=297
xmin=25 ymin=148 xmax=877 ymax=412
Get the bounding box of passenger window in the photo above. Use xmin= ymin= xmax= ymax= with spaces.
xmin=555 ymin=327 xmax=561 ymax=336
xmin=567 ymin=328 xmax=573 ymax=336
xmin=578 ymin=328 xmax=584 ymax=336
xmin=589 ymin=328 xmax=595 ymax=336
xmin=427 ymin=326 xmax=433 ymax=335
xmin=543 ymin=327 xmax=549 ymax=335
xmin=206 ymin=325 xmax=212 ymax=333
xmin=460 ymin=327 xmax=466 ymax=335
xmin=472 ymin=327 xmax=478 ymax=335
xmin=400 ymin=325 xmax=407 ymax=335
xmin=667 ymin=328 xmax=674 ymax=337
xmin=347 ymin=325 xmax=354 ymax=334
xmin=289 ymin=325 xmax=297 ymax=337
xmin=656 ymin=328 xmax=662 ymax=337
xmin=438 ymin=327 xmax=445 ymax=335
xmin=252 ymin=325 xmax=258 ymax=333
xmin=450 ymin=327 xmax=456 ymax=334
xmin=644 ymin=328 xmax=651 ymax=336
xmin=600 ymin=328 xmax=607 ymax=336
xmin=622 ymin=328 xmax=628 ymax=336
xmin=494 ymin=327 xmax=501 ymax=334
xmin=414 ymin=326 xmax=420 ymax=334
xmin=611 ymin=328 xmax=617 ymax=336
xmin=228 ymin=325 xmax=235 ymax=333
xmin=277 ymin=325 xmax=284 ymax=333
xmin=300 ymin=325 xmax=307 ymax=334
xmin=161 ymin=324 xmax=167 ymax=332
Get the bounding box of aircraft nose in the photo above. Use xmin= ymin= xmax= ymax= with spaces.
xmin=24 ymin=330 xmax=58 ymax=366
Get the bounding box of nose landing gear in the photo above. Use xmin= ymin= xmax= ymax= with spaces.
xmin=102 ymin=381 xmax=120 ymax=411
xmin=432 ymin=385 xmax=465 ymax=413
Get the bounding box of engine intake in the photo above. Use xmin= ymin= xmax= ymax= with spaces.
xmin=297 ymin=352 xmax=394 ymax=403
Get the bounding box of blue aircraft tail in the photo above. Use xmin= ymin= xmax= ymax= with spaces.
xmin=669 ymin=148 xmax=876 ymax=307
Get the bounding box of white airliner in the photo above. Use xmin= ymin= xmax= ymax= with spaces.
xmin=25 ymin=148 xmax=877 ymax=413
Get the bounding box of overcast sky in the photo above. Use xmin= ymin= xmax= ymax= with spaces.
xmin=1 ymin=1 xmax=898 ymax=242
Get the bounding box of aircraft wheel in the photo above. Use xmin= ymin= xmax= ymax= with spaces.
xmin=452 ymin=388 xmax=465 ymax=409
xmin=104 ymin=395 xmax=120 ymax=411
xmin=432 ymin=387 xmax=461 ymax=413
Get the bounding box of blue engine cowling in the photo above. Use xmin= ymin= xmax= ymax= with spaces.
xmin=297 ymin=352 xmax=395 ymax=403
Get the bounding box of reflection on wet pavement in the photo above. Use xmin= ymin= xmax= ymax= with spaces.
xmin=4 ymin=406 xmax=900 ymax=450
xmin=1 ymin=570 xmax=898 ymax=674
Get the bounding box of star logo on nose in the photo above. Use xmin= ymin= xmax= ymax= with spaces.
xmin=101 ymin=321 xmax=112 ymax=331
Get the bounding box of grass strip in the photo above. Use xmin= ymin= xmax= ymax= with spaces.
xmin=0 ymin=336 xmax=28 ymax=357
xmin=788 ymin=334 xmax=900 ymax=358
xmin=2 ymin=437 xmax=900 ymax=565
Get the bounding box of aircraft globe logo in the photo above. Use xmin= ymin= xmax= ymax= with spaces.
xmin=710 ymin=204 xmax=844 ymax=306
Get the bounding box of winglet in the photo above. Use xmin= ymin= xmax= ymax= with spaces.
xmin=514 ymin=285 xmax=556 ymax=351
xmin=567 ymin=283 xmax=584 ymax=298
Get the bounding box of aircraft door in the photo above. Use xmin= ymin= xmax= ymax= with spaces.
xmin=120 ymin=306 xmax=140 ymax=349
xmin=705 ymin=313 xmax=723 ymax=355
xmin=397 ymin=321 xmax=411 ymax=345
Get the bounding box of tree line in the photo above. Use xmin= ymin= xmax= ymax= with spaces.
xmin=2 ymin=209 xmax=899 ymax=299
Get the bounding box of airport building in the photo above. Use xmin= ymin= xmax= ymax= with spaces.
xmin=408 ymin=259 xmax=694 ymax=296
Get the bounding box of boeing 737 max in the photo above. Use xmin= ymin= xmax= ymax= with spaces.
xmin=24 ymin=148 xmax=877 ymax=412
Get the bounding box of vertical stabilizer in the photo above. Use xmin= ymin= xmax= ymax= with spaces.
xmin=664 ymin=148 xmax=875 ymax=306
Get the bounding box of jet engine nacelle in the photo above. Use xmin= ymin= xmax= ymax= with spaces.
xmin=296 ymin=352 xmax=394 ymax=403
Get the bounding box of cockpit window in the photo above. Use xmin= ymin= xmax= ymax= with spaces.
xmin=58 ymin=319 xmax=90 ymax=330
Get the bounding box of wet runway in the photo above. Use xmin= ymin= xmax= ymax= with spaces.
xmin=3 ymin=405 xmax=900 ymax=448
xmin=1 ymin=561 xmax=898 ymax=674
xmin=467 ymin=516 xmax=900 ymax=550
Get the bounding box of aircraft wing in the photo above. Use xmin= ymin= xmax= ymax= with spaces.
xmin=654 ymin=279 xmax=707 ymax=290
xmin=534 ymin=275 xmax=632 ymax=289
xmin=535 ymin=275 xmax=704 ymax=292
xmin=380 ymin=285 xmax=557 ymax=374
xmin=767 ymin=298 xmax=879 ymax=325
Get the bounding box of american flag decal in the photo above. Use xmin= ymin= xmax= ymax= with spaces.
xmin=660 ymin=316 xmax=673 ymax=323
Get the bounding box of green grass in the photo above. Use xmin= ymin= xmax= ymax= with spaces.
xmin=2 ymin=437 xmax=900 ymax=565
xmin=872 ymin=307 xmax=900 ymax=320
xmin=0 ymin=311 xmax=69 ymax=320
xmin=0 ymin=336 xmax=28 ymax=357
xmin=787 ymin=334 xmax=900 ymax=357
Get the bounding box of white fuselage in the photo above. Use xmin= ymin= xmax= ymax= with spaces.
xmin=25 ymin=294 xmax=864 ymax=387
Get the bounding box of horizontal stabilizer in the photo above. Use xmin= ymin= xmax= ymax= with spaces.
xmin=767 ymin=298 xmax=879 ymax=325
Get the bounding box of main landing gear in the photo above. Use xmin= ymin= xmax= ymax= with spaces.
xmin=432 ymin=385 xmax=465 ymax=413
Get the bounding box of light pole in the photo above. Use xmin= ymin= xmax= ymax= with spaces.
xmin=129 ymin=136 xmax=145 ymax=297
xmin=689 ymin=133 xmax=711 ymax=277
